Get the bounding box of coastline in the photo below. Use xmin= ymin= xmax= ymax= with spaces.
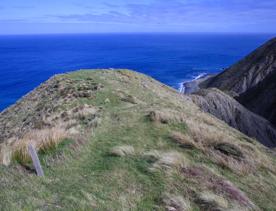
xmin=179 ymin=73 xmax=215 ymax=94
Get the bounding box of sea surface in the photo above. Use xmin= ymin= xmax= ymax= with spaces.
xmin=0 ymin=33 xmax=274 ymax=111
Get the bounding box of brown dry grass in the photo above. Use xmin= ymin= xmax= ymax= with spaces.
xmin=3 ymin=103 xmax=98 ymax=165
xmin=144 ymin=150 xmax=190 ymax=173
xmin=12 ymin=126 xmax=68 ymax=163
xmin=169 ymin=131 xmax=201 ymax=150
xmin=181 ymin=165 xmax=256 ymax=209
xmin=147 ymin=107 xmax=276 ymax=175
xmin=196 ymin=191 xmax=229 ymax=210
xmin=182 ymin=114 xmax=276 ymax=175
xmin=162 ymin=193 xmax=191 ymax=211
xmin=148 ymin=109 xmax=261 ymax=174
xmin=148 ymin=110 xmax=186 ymax=124
xmin=110 ymin=145 xmax=135 ymax=157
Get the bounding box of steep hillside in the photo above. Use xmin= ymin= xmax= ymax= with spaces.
xmin=189 ymin=88 xmax=276 ymax=147
xmin=201 ymin=38 xmax=276 ymax=95
xmin=0 ymin=70 xmax=275 ymax=210
xmin=238 ymin=70 xmax=276 ymax=127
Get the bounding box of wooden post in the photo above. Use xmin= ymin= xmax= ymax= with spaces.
xmin=28 ymin=144 xmax=44 ymax=177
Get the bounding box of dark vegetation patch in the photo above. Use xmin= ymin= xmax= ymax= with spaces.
xmin=181 ymin=166 xmax=253 ymax=207
xmin=169 ymin=131 xmax=195 ymax=149
xmin=194 ymin=193 xmax=227 ymax=211
xmin=214 ymin=143 xmax=244 ymax=160
xmin=120 ymin=94 xmax=137 ymax=104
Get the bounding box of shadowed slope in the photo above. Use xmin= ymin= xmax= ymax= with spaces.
xmin=201 ymin=38 xmax=276 ymax=95
xmin=189 ymin=88 xmax=276 ymax=147
xmin=238 ymin=70 xmax=276 ymax=127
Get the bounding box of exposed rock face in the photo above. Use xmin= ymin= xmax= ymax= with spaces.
xmin=201 ymin=38 xmax=276 ymax=95
xmin=237 ymin=70 xmax=276 ymax=127
xmin=189 ymin=88 xmax=276 ymax=147
xmin=192 ymin=37 xmax=276 ymax=144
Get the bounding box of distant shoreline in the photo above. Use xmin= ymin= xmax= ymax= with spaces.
xmin=179 ymin=73 xmax=215 ymax=94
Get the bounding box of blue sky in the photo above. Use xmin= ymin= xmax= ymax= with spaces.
xmin=0 ymin=0 xmax=276 ymax=34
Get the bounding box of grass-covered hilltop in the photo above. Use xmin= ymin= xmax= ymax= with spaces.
xmin=0 ymin=69 xmax=276 ymax=210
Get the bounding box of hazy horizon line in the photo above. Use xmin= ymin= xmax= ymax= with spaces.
xmin=0 ymin=31 xmax=275 ymax=36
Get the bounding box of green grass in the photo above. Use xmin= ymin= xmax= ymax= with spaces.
xmin=0 ymin=105 xmax=171 ymax=210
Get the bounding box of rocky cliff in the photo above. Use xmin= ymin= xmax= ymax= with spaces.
xmin=189 ymin=37 xmax=276 ymax=145
xmin=189 ymin=88 xmax=276 ymax=147
xmin=201 ymin=38 xmax=276 ymax=96
xmin=237 ymin=70 xmax=276 ymax=127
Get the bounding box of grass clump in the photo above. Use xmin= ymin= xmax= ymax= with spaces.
xmin=214 ymin=143 xmax=244 ymax=160
xmin=162 ymin=193 xmax=192 ymax=211
xmin=148 ymin=110 xmax=186 ymax=124
xmin=181 ymin=165 xmax=255 ymax=209
xmin=169 ymin=131 xmax=197 ymax=149
xmin=12 ymin=126 xmax=68 ymax=164
xmin=109 ymin=145 xmax=135 ymax=157
xmin=150 ymin=151 xmax=190 ymax=172
xmin=195 ymin=191 xmax=228 ymax=210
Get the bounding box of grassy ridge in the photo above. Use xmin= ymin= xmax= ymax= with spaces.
xmin=0 ymin=70 xmax=275 ymax=210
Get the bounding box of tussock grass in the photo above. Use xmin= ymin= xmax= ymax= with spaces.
xmin=146 ymin=105 xmax=276 ymax=177
xmin=181 ymin=165 xmax=255 ymax=209
xmin=148 ymin=151 xmax=190 ymax=172
xmin=72 ymin=104 xmax=97 ymax=119
xmin=156 ymin=152 xmax=187 ymax=169
xmin=148 ymin=110 xmax=186 ymax=124
xmin=142 ymin=150 xmax=162 ymax=163
xmin=162 ymin=193 xmax=191 ymax=211
xmin=110 ymin=145 xmax=135 ymax=157
xmin=169 ymin=131 xmax=198 ymax=149
xmin=6 ymin=103 xmax=98 ymax=165
xmin=196 ymin=191 xmax=229 ymax=210
xmin=12 ymin=126 xmax=68 ymax=164
xmin=183 ymin=116 xmax=276 ymax=175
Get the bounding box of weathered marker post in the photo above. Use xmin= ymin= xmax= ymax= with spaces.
xmin=28 ymin=144 xmax=44 ymax=177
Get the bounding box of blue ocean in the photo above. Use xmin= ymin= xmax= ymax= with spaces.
xmin=0 ymin=33 xmax=274 ymax=111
